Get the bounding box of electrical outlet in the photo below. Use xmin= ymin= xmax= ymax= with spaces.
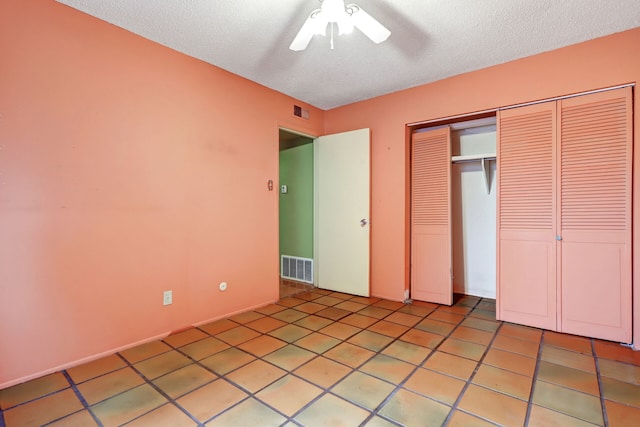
xmin=163 ymin=290 xmax=173 ymax=305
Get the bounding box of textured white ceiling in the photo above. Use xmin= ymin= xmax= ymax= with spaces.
xmin=56 ymin=0 xmax=640 ymax=110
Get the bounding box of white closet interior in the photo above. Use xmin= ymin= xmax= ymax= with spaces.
xmin=450 ymin=119 xmax=496 ymax=299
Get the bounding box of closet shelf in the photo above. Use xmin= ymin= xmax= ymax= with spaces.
xmin=451 ymin=153 xmax=496 ymax=163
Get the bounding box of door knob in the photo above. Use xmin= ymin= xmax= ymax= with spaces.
xmin=360 ymin=219 xmax=369 ymax=227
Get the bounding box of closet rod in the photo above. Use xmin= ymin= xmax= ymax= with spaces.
xmin=407 ymin=83 xmax=634 ymax=128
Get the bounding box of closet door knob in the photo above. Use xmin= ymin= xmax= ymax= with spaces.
xmin=360 ymin=219 xmax=369 ymax=227
xmin=556 ymin=235 xmax=563 ymax=241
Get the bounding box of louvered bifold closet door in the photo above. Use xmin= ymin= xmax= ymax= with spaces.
xmin=558 ymin=88 xmax=632 ymax=343
xmin=411 ymin=127 xmax=452 ymax=305
xmin=497 ymin=102 xmax=557 ymax=330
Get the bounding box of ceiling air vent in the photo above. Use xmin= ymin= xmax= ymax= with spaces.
xmin=293 ymin=105 xmax=310 ymax=120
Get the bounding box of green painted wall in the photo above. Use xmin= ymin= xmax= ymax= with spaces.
xmin=279 ymin=142 xmax=313 ymax=260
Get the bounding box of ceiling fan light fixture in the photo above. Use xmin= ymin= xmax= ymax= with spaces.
xmin=289 ymin=0 xmax=390 ymax=51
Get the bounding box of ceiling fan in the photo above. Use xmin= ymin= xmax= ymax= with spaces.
xmin=290 ymin=0 xmax=391 ymax=51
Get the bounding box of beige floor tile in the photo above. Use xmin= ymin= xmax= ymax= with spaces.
xmin=294 ymin=394 xmax=370 ymax=427
xmin=472 ymin=364 xmax=532 ymax=400
xmin=335 ymin=300 xmax=368 ymax=313
xmin=244 ymin=316 xmax=287 ymax=333
xmin=176 ymin=379 xmax=247 ymax=422
xmin=373 ymin=300 xmax=405 ymax=311
xmin=403 ymin=368 xmax=465 ymax=405
xmin=499 ymin=323 xmax=543 ymax=343
xmin=3 ymin=389 xmax=83 ymax=427
xmin=423 ymin=351 xmax=478 ymax=380
xmin=362 ymin=416 xmax=399 ymax=427
xmin=77 ymin=367 xmax=145 ymax=405
xmin=397 ymin=304 xmax=436 ymax=318
xmin=399 ymin=329 xmax=444 ymax=349
xmin=332 ymin=371 xmax=395 ymax=410
xmin=458 ymin=384 xmax=528 ymax=426
xmin=340 ymin=313 xmax=379 ymax=328
xmin=271 ymin=309 xmax=310 ymax=323
xmin=427 ymin=309 xmax=465 ymax=325
xmin=414 ymin=318 xmax=457 ymax=336
xmin=205 ymin=398 xmax=287 ymax=427
xmin=541 ymin=345 xmax=596 ymax=374
xmin=91 ymin=384 xmax=167 ymax=427
xmin=532 ymin=380 xmax=604 ymax=425
xmin=379 ymin=388 xmax=450 ymax=427
xmin=313 ymin=295 xmax=344 ymax=306
xmin=293 ymin=302 xmax=326 ymax=314
xmin=599 ymin=358 xmax=640 ymax=385
xmin=319 ymin=322 xmax=362 ymax=340
xmin=263 ymin=345 xmax=316 ymax=371
xmin=367 ymin=320 xmax=410 ymax=338
xmin=47 ymin=410 xmax=99 ymax=427
xmin=348 ymin=330 xmax=394 ymax=352
xmin=315 ymin=307 xmax=352 ymax=321
xmin=198 ymin=319 xmax=240 ymax=335
xmin=537 ymin=361 xmax=600 ymax=395
xmin=119 ymin=341 xmax=172 ymax=364
xmin=0 ymin=372 xmax=70 ymax=409
xmin=543 ymin=331 xmax=592 ymax=354
xmin=385 ymin=311 xmax=422 ymax=327
xmin=447 ymin=410 xmax=497 ymax=427
xmin=126 ymin=403 xmax=197 ymax=427
xmin=268 ymin=324 xmax=313 ymax=343
xmin=66 ymin=354 xmax=127 ymax=384
xmin=179 ymin=337 xmax=230 ymax=361
xmin=226 ymin=360 xmax=286 ymax=393
xmin=294 ymin=332 xmax=341 ymax=353
xmin=528 ymin=404 xmax=599 ymax=427
xmin=492 ymin=334 xmax=539 ymax=358
xmin=236 ymin=335 xmax=287 ymax=357
xmin=255 ymin=375 xmax=322 ymax=416
xmin=293 ymin=357 xmax=352 ymax=388
xmin=228 ymin=310 xmax=264 ymax=325
xmin=360 ymin=354 xmax=414 ymax=384
xmin=357 ymin=306 xmax=393 ymax=319
xmin=254 ymin=304 xmax=287 ymax=315
xmin=439 ymin=338 xmax=487 ymax=361
xmin=450 ymin=325 xmax=495 ymax=345
xmin=134 ymin=351 xmax=192 ymax=380
xmin=152 ymin=364 xmax=216 ymax=399
xmin=215 ymin=325 xmax=261 ymax=346
xmin=601 ymin=376 xmax=640 ymax=408
xmin=461 ymin=317 xmax=500 ymax=333
xmin=199 ymin=347 xmax=255 ymax=375
xmin=323 ymin=342 xmax=375 ymax=368
xmin=483 ymin=347 xmax=536 ymax=377
xmin=381 ymin=340 xmax=432 ymax=365
xmin=163 ymin=328 xmax=209 ymax=348
xmin=293 ymin=315 xmax=334 ymax=331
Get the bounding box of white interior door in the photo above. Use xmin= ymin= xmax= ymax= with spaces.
xmin=314 ymin=128 xmax=370 ymax=296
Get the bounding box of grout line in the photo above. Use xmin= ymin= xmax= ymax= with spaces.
xmin=592 ymin=339 xmax=610 ymax=427
xmin=523 ymin=329 xmax=546 ymax=426
xmin=441 ymin=297 xmax=503 ymax=426
xmin=114 ymin=352 xmax=205 ymax=427
xmin=58 ymin=370 xmax=104 ymax=427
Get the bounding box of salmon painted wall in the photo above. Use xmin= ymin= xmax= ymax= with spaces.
xmin=0 ymin=0 xmax=323 ymax=387
xmin=324 ymin=28 xmax=640 ymax=345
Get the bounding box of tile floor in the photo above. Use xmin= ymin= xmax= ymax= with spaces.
xmin=1 ymin=290 xmax=640 ymax=426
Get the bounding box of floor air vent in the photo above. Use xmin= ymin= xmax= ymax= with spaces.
xmin=281 ymin=255 xmax=313 ymax=284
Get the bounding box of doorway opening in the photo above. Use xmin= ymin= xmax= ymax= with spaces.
xmin=279 ymin=129 xmax=315 ymax=298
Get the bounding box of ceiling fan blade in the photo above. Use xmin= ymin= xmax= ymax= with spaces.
xmin=289 ymin=13 xmax=319 ymax=51
xmin=349 ymin=5 xmax=390 ymax=44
